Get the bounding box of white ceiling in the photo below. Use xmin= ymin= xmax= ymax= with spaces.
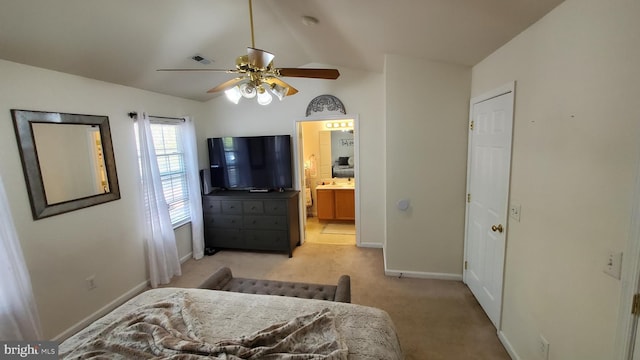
xmin=0 ymin=0 xmax=564 ymax=102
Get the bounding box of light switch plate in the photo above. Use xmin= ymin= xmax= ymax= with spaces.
xmin=603 ymin=251 xmax=623 ymax=279
xmin=509 ymin=203 xmax=521 ymax=222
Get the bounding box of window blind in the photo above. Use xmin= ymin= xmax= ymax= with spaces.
xmin=149 ymin=121 xmax=190 ymax=227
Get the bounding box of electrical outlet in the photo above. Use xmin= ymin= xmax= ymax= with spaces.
xmin=86 ymin=275 xmax=97 ymax=290
xmin=603 ymin=251 xmax=623 ymax=279
xmin=509 ymin=203 xmax=521 ymax=222
xmin=538 ymin=334 xmax=550 ymax=360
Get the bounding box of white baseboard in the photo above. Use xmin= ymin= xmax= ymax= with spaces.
xmin=498 ymin=330 xmax=519 ymax=360
xmin=180 ymin=252 xmax=193 ymax=264
xmin=52 ymin=281 xmax=149 ymax=342
xmin=384 ymin=269 xmax=462 ymax=281
xmin=358 ymin=242 xmax=382 ymax=249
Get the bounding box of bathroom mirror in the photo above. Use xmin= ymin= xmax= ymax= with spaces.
xmin=329 ymin=130 xmax=355 ymax=178
xmin=11 ymin=109 xmax=120 ymax=219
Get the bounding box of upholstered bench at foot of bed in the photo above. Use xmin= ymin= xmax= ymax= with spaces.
xmin=198 ymin=266 xmax=351 ymax=303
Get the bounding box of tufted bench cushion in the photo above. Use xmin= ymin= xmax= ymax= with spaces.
xmin=198 ymin=267 xmax=351 ymax=303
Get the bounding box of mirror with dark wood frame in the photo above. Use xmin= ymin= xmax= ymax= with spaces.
xmin=11 ymin=109 xmax=120 ymax=219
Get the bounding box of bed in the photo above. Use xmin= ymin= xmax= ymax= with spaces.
xmin=332 ymin=157 xmax=354 ymax=178
xmin=59 ymin=288 xmax=403 ymax=359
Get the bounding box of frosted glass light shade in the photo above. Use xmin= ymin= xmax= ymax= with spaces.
xmin=239 ymin=83 xmax=257 ymax=98
xmin=270 ymin=84 xmax=288 ymax=101
xmin=224 ymin=86 xmax=242 ymax=104
xmin=257 ymin=89 xmax=273 ymax=105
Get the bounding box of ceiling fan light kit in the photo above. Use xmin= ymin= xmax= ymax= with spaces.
xmin=224 ymin=86 xmax=242 ymax=104
xmin=256 ymin=86 xmax=273 ymax=105
xmin=157 ymin=0 xmax=340 ymax=106
xmin=239 ymin=82 xmax=257 ymax=98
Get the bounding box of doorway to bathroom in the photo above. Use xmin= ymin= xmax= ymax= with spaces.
xmin=295 ymin=116 xmax=359 ymax=247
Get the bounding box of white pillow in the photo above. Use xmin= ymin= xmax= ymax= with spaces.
xmin=347 ymin=156 xmax=354 ymax=166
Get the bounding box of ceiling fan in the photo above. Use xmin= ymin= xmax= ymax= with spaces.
xmin=157 ymin=0 xmax=340 ymax=105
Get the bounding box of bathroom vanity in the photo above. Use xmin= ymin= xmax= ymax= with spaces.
xmin=316 ymin=184 xmax=355 ymax=221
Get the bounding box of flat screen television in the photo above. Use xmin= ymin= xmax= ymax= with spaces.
xmin=207 ymin=135 xmax=293 ymax=191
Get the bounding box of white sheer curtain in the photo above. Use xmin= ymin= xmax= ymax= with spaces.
xmin=182 ymin=117 xmax=204 ymax=259
xmin=0 ymin=174 xmax=43 ymax=340
xmin=136 ymin=112 xmax=181 ymax=288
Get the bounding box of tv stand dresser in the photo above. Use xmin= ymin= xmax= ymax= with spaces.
xmin=202 ymin=190 xmax=300 ymax=257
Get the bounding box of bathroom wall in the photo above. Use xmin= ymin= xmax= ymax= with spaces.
xmin=331 ymin=130 xmax=355 ymax=162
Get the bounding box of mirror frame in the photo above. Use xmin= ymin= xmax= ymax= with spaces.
xmin=11 ymin=109 xmax=121 ymax=220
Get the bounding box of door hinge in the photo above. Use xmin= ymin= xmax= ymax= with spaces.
xmin=469 ymin=121 xmax=474 ymax=130
xmin=633 ymin=293 xmax=640 ymax=315
xmin=464 ymin=261 xmax=468 ymax=270
xmin=467 ymin=193 xmax=471 ymax=203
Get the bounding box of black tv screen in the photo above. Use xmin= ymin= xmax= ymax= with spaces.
xmin=208 ymin=135 xmax=293 ymax=190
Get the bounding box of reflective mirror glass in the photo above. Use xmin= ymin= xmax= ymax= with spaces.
xmin=12 ymin=110 xmax=120 ymax=219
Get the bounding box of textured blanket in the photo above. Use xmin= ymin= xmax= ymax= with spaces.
xmin=62 ymin=292 xmax=347 ymax=359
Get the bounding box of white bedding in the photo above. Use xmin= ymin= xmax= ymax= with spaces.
xmin=59 ymin=288 xmax=403 ymax=359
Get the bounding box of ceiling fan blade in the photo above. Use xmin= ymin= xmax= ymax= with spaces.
xmin=207 ymin=77 xmax=246 ymax=93
xmin=278 ymin=68 xmax=340 ymax=79
xmin=263 ymin=77 xmax=298 ymax=96
xmin=247 ymin=47 xmax=275 ymax=69
xmin=157 ymin=68 xmax=238 ymax=73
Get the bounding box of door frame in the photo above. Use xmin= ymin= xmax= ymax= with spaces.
xmin=292 ymin=114 xmax=360 ymax=246
xmin=615 ymin=152 xmax=640 ymax=359
xmin=463 ymin=81 xmax=515 ymax=329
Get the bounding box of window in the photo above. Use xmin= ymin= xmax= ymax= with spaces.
xmin=148 ymin=120 xmax=190 ymax=227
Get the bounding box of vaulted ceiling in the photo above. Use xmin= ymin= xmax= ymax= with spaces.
xmin=0 ymin=0 xmax=564 ymax=101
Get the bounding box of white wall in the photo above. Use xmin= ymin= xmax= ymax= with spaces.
xmin=199 ymin=65 xmax=386 ymax=247
xmin=384 ymin=54 xmax=471 ymax=278
xmin=471 ymin=0 xmax=640 ymax=358
xmin=0 ymin=59 xmax=205 ymax=338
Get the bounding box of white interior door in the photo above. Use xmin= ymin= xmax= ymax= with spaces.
xmin=634 ymin=326 xmax=640 ymax=360
xmin=464 ymin=84 xmax=514 ymax=329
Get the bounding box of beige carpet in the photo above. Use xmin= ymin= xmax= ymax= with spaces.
xmin=321 ymin=223 xmax=356 ymax=235
xmin=162 ymin=243 xmax=510 ymax=360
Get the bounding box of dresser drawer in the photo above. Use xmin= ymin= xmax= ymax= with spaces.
xmin=244 ymin=215 xmax=287 ymax=230
xmin=206 ymin=228 xmax=243 ymax=248
xmin=204 ymin=215 xmax=242 ymax=228
xmin=264 ymin=200 xmax=287 ymax=215
xmin=202 ymin=198 xmax=221 ymax=214
xmin=243 ymin=230 xmax=287 ymax=250
xmin=221 ymin=200 xmax=242 ymax=214
xmin=243 ymin=201 xmax=264 ymax=214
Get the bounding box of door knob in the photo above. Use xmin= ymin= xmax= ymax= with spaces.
xmin=491 ymin=224 xmax=504 ymax=233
